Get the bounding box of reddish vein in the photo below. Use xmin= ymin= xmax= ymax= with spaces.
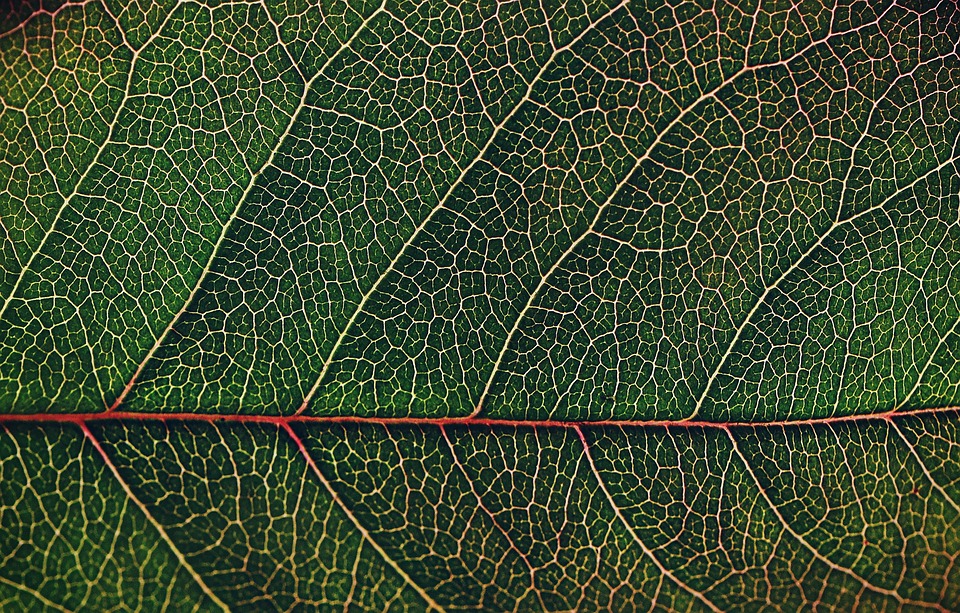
xmin=1 ymin=405 xmax=956 ymax=429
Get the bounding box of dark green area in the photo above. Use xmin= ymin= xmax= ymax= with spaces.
xmin=2 ymin=419 xmax=958 ymax=610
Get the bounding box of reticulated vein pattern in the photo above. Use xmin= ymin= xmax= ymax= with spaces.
xmin=1 ymin=0 xmax=960 ymax=610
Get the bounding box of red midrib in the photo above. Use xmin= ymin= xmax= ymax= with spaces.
xmin=0 ymin=406 xmax=955 ymax=428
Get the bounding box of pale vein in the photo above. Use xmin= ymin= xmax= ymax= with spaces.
xmin=281 ymin=422 xmax=446 ymax=613
xmin=80 ymin=424 xmax=231 ymax=612
xmin=111 ymin=2 xmax=389 ymax=411
xmin=576 ymin=426 xmax=723 ymax=613
xmin=296 ymin=0 xmax=631 ymax=414
xmin=724 ymin=426 xmax=949 ymax=612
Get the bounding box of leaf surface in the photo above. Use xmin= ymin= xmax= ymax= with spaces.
xmin=1 ymin=0 xmax=959 ymax=610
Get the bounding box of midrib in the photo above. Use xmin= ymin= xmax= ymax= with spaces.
xmin=2 ymin=404 xmax=955 ymax=429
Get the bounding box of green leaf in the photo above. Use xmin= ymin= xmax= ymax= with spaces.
xmin=1 ymin=0 xmax=959 ymax=609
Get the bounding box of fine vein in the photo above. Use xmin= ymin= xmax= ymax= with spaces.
xmin=80 ymin=423 xmax=231 ymax=612
xmin=0 ymin=4 xmax=181 ymax=322
xmin=110 ymin=2 xmax=388 ymax=411
xmin=724 ymin=427 xmax=949 ymax=612
xmin=281 ymin=422 xmax=447 ymax=612
xmin=474 ymin=6 xmax=897 ymax=419
xmin=576 ymin=426 xmax=723 ymax=612
xmin=297 ymin=0 xmax=631 ymax=414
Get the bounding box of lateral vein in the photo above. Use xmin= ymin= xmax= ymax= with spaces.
xmin=297 ymin=0 xmax=632 ymax=415
xmin=80 ymin=423 xmax=231 ymax=612
xmin=724 ymin=427 xmax=949 ymax=612
xmin=0 ymin=3 xmax=182 ymax=323
xmin=280 ymin=422 xmax=447 ymax=612
xmin=110 ymin=2 xmax=388 ymax=411
xmin=474 ymin=6 xmax=900 ymax=420
xmin=575 ymin=426 xmax=723 ymax=613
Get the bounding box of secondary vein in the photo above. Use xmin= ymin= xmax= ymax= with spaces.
xmin=473 ymin=5 xmax=899 ymax=420
xmin=0 ymin=3 xmax=181 ymax=323
xmin=281 ymin=422 xmax=447 ymax=612
xmin=576 ymin=425 xmax=723 ymax=612
xmin=725 ymin=426 xmax=949 ymax=612
xmin=80 ymin=423 xmax=232 ymax=612
xmin=296 ymin=0 xmax=631 ymax=415
xmin=110 ymin=2 xmax=388 ymax=412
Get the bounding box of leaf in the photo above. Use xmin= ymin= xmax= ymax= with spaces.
xmin=1 ymin=0 xmax=959 ymax=610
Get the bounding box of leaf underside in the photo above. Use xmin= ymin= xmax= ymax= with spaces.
xmin=1 ymin=0 xmax=960 ymax=610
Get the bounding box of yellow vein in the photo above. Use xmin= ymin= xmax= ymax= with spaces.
xmin=896 ymin=313 xmax=960 ymax=412
xmin=281 ymin=422 xmax=446 ymax=612
xmin=689 ymin=147 xmax=960 ymax=420
xmin=575 ymin=426 xmax=723 ymax=613
xmin=471 ymin=11 xmax=896 ymax=419
xmin=724 ymin=427 xmax=949 ymax=612
xmin=110 ymin=2 xmax=387 ymax=411
xmin=887 ymin=418 xmax=960 ymax=515
xmin=0 ymin=4 xmax=180 ymax=322
xmin=0 ymin=575 xmax=74 ymax=613
xmin=80 ymin=423 xmax=231 ymax=612
xmin=440 ymin=426 xmax=548 ymax=612
xmin=297 ymin=0 xmax=631 ymax=415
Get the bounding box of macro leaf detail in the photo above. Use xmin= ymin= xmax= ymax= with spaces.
xmin=1 ymin=0 xmax=960 ymax=610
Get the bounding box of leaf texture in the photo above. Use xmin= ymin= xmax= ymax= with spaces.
xmin=1 ymin=0 xmax=960 ymax=609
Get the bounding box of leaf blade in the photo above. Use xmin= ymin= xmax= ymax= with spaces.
xmin=2 ymin=0 xmax=960 ymax=609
